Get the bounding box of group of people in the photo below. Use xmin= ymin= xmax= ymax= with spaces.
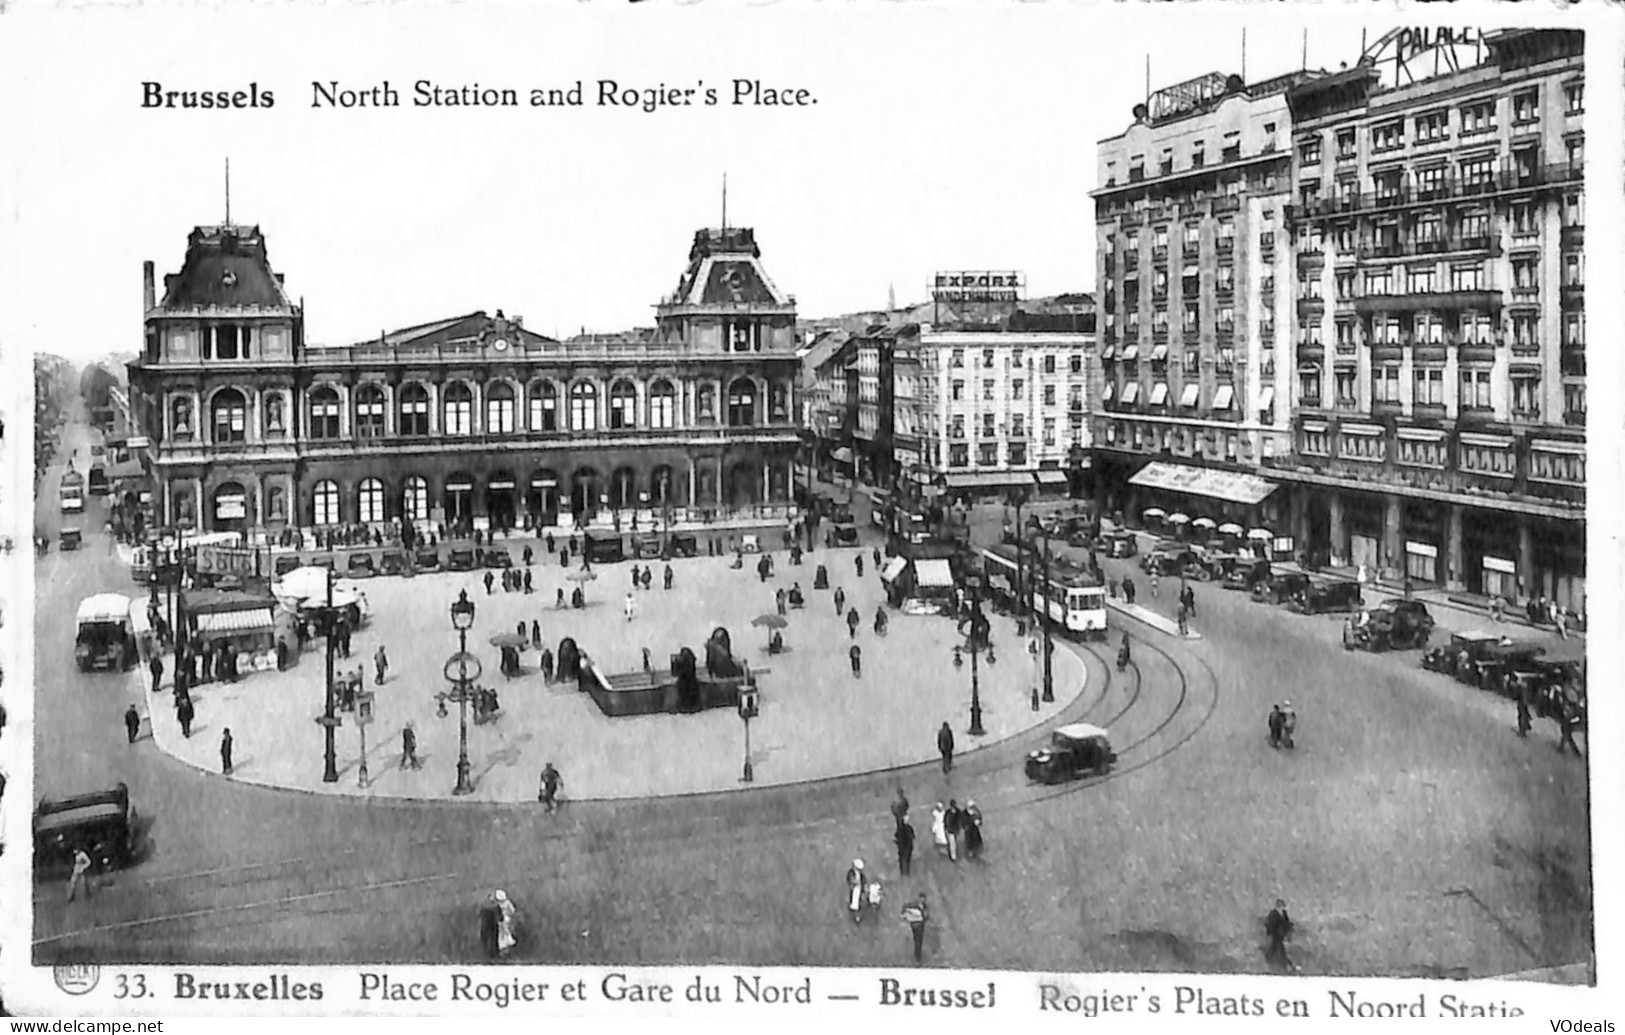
xmin=486 ymin=567 xmax=534 ymax=594
xmin=930 ymin=799 xmax=984 ymax=862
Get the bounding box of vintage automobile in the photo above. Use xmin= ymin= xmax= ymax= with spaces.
xmin=378 ymin=550 xmax=411 ymax=577
xmin=310 ymin=555 xmax=337 ymax=571
xmin=1141 ymin=545 xmax=1217 ymax=579
xmin=34 ymin=783 xmax=139 ymax=875
xmin=1025 ymin=723 xmax=1116 ymax=784
xmin=1343 ymin=598 xmax=1435 ymax=652
xmin=666 ymin=533 xmax=699 ymax=559
xmin=1066 ymin=528 xmax=1095 ymax=549
xmin=1508 ymin=641 xmax=1586 ymax=720
xmin=445 ymin=547 xmax=478 ymax=572
xmin=1101 ymin=529 xmax=1138 ymax=558
xmin=75 ymin=593 xmax=135 ymax=672
xmin=274 ymin=554 xmax=304 ymax=578
xmin=825 ymin=518 xmax=860 ymax=548
xmin=634 ymin=533 xmax=663 ymax=559
xmin=345 ymin=552 xmax=377 ymax=579
xmin=59 ymin=527 xmax=83 ymax=551
xmin=481 ymin=547 xmax=513 ymax=569
xmin=1223 ymin=557 xmax=1272 ymax=591
xmin=1469 ymin=639 xmax=1549 ymax=694
xmin=1422 ymin=630 xmax=1500 ymax=677
xmin=1253 ymin=571 xmax=1312 ymax=605
xmin=1291 ymin=578 xmax=1364 ymax=615
xmin=584 ymin=533 xmax=624 ymax=564
xmin=413 ymin=547 xmax=441 ymax=572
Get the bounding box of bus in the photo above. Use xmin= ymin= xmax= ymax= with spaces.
xmin=980 ymin=543 xmax=1108 ymax=639
xmin=59 ymin=470 xmax=85 ymax=513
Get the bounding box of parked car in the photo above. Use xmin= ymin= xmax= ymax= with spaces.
xmin=1422 ymin=630 xmax=1500 ymax=678
xmin=666 ymin=533 xmax=699 ymax=559
xmin=1141 ymin=545 xmax=1212 ymax=578
xmin=379 ymin=551 xmax=411 ymax=577
xmin=826 ymin=519 xmax=859 ymax=548
xmin=481 ymin=547 xmax=513 ymax=569
xmin=34 ymin=783 xmax=139 ymax=876
xmin=346 ymin=552 xmax=377 ymax=578
xmin=1508 ymin=641 xmax=1586 ymax=721
xmin=413 ymin=547 xmax=441 ymax=572
xmin=1101 ymin=529 xmax=1137 ymax=558
xmin=1292 ymin=578 xmax=1364 ymax=615
xmin=59 ymin=527 xmax=83 ymax=551
xmin=634 ymin=533 xmax=663 ymax=559
xmin=1253 ymin=571 xmax=1312 ymax=605
xmin=1343 ymin=598 xmax=1435 ymax=652
xmin=1024 ymin=723 xmax=1116 ymax=784
xmin=1223 ymin=557 xmax=1272 ymax=591
xmin=1469 ymin=639 xmax=1548 ymax=694
xmin=445 ymin=547 xmax=478 ymax=572
xmin=274 ymin=554 xmax=304 ymax=578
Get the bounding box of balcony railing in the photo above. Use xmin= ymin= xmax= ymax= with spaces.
xmin=1295 ymin=164 xmax=1585 ymax=220
xmin=1356 ymin=236 xmax=1501 ymax=261
xmin=1352 ymin=289 xmax=1501 ymax=314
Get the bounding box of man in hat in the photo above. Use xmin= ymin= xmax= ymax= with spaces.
xmin=937 ymin=722 xmax=955 ymax=774
xmin=1264 ymin=898 xmax=1296 ymax=971
xmin=400 ymin=722 xmax=420 ymax=769
xmin=901 ymin=893 xmax=930 ymax=963
xmin=124 ymin=704 xmax=141 ymax=744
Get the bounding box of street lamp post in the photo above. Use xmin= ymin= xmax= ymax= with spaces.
xmin=448 ymin=588 xmax=478 ymax=796
xmin=1041 ymin=522 xmax=1055 ymax=703
xmin=960 ymin=579 xmax=993 ymax=737
xmin=321 ymin=569 xmax=339 ymax=783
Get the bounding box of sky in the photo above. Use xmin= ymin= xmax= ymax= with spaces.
xmin=0 ymin=2 xmax=1593 ymax=362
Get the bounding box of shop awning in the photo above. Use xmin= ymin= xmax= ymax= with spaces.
xmin=1212 ymin=385 xmax=1235 ymax=411
xmin=1120 ymin=345 xmax=1140 ymax=361
xmin=1149 ymin=382 xmax=1169 ymax=406
xmin=946 ymin=471 xmax=1026 ymax=489
xmin=195 ymin=607 xmax=275 ymax=636
xmin=1036 ymin=470 xmax=1069 ymax=484
xmin=880 ymin=556 xmax=907 ymax=582
xmin=1150 ymin=344 xmax=1169 ymax=361
xmin=1180 ymin=383 xmax=1200 ymax=408
xmin=1257 ymin=387 xmax=1275 ymax=417
xmin=1102 ymin=381 xmax=1115 ymax=402
xmin=1100 ymin=345 xmax=1116 ymax=361
xmin=1121 ymin=382 xmax=1141 ymax=404
xmin=1128 ymin=460 xmax=1279 ymax=505
xmin=831 ymin=447 xmax=854 ymax=463
xmin=914 ymin=559 xmax=955 ymax=588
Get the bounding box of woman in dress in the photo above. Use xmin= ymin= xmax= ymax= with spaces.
xmin=931 ymin=803 xmax=949 ymax=859
xmin=492 ymin=890 xmax=517 ymax=958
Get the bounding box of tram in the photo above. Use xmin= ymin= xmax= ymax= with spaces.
xmin=979 ymin=543 xmax=1108 ymax=640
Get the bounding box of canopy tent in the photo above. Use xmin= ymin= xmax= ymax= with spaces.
xmin=1128 ymin=461 xmax=1278 ymax=506
xmin=195 ymin=608 xmax=275 ymax=636
xmin=913 ymin=559 xmax=955 ymax=588
xmin=1218 ymin=522 xmax=1245 ymax=536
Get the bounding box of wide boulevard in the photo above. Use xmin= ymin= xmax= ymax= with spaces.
xmin=31 ymin=406 xmax=1590 ymax=977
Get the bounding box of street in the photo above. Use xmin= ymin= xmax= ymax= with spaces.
xmin=31 ymin=414 xmax=1590 ymax=976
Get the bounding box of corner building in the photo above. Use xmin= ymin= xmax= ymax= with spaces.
xmin=1092 ymin=70 xmax=1322 ymax=528
xmin=1279 ymin=29 xmax=1584 ymax=608
xmin=128 ymin=224 xmax=802 ymax=535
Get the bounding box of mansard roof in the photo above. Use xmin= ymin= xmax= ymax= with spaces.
xmin=665 ymin=227 xmax=791 ymax=308
xmin=344 ymin=310 xmax=557 ymax=350
xmin=158 ymin=224 xmax=296 ymax=311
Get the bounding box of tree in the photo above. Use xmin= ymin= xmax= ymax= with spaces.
xmin=79 ymin=363 xmax=118 ymax=411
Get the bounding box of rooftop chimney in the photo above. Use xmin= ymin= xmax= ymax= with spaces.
xmin=143 ymin=261 xmax=155 ymax=313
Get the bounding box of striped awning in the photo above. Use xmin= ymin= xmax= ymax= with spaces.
xmin=195 ymin=608 xmax=275 ymax=635
xmin=914 ymin=559 xmax=955 ymax=588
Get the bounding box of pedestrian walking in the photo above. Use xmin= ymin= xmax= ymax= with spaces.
xmin=943 ymin=800 xmax=962 ymax=863
xmin=890 ymin=786 xmax=910 ymax=831
xmin=523 ymin=545 xmax=534 ymax=566
xmin=624 ymin=592 xmax=637 ymax=622
xmin=963 ymin=800 xmax=984 ymax=860
xmin=1264 ymin=899 xmax=1296 ymax=971
xmin=176 ymin=695 xmax=195 ymax=738
xmin=1181 ymin=584 xmax=1197 ymax=617
xmin=1149 ymin=571 xmax=1159 ymax=598
xmin=124 ymin=704 xmax=140 ymax=744
xmin=531 ymin=619 xmax=541 ymax=647
xmin=856 ymin=554 xmax=864 ymax=578
xmin=1107 ymin=578 xmax=1118 ymax=600
xmin=895 ymin=817 xmax=916 ymax=876
xmin=524 ymin=569 xmax=534 ymax=594
xmin=663 ymin=564 xmax=674 ymax=590
xmin=937 ymin=722 xmax=955 ymax=773
xmin=1123 ymin=576 xmax=1136 ymax=605
xmin=374 ymin=645 xmax=389 ymax=685
xmin=1558 ymin=697 xmax=1583 ymax=756
xmin=220 ymin=728 xmax=234 ymax=774
xmin=556 ymin=588 xmax=566 ymax=609
xmin=641 ymin=567 xmax=652 ymax=591
xmin=930 ymin=803 xmax=948 ymax=857
xmin=845 ymin=860 xmax=867 ymax=924
xmin=401 ymin=723 xmax=421 ymax=769
xmin=631 ymin=564 xmax=641 ymax=590
xmin=1268 ymin=705 xmax=1285 ymax=749
xmin=1177 ymin=603 xmax=1189 ymax=637
xmin=484 ymin=570 xmax=495 ymax=595
xmin=1490 ymin=596 xmax=1505 ymax=624
xmin=148 ymin=654 xmax=163 ymax=694
xmin=1515 ymin=684 xmax=1532 ymax=738
xmin=538 ymin=762 xmax=564 ymax=812
xmin=847 ymin=607 xmax=861 ymax=638
xmin=540 ymin=647 xmax=555 ymax=682
xmin=776 ymin=588 xmax=787 ymax=616
xmin=872 ymin=546 xmax=882 ymax=569
xmin=834 ymin=587 xmax=846 ymax=616
xmin=849 ymin=643 xmax=862 ymax=677
xmin=1554 ymin=608 xmax=1568 ymax=639
xmin=66 ymin=847 xmax=94 ymax=902
xmin=902 ymin=894 xmax=929 ymax=963
xmin=545 ymin=531 xmax=555 ymax=554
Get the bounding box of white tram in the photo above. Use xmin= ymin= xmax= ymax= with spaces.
xmin=979 ymin=544 xmax=1108 ymax=639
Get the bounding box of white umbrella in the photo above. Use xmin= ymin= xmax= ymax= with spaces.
xmin=1191 ymin=517 xmax=1217 ymax=529
xmin=1218 ymin=522 xmax=1244 ymax=536
xmin=273 ymin=565 xmax=335 ymax=602
xmin=1167 ymin=513 xmax=1191 ymax=525
xmin=1142 ymin=507 xmax=1167 ymax=520
xmin=1247 ymin=528 xmax=1274 ymax=541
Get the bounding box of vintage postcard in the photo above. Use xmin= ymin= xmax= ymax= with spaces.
xmin=0 ymin=0 xmax=1618 ymax=1025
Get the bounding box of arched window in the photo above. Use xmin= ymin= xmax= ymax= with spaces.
xmin=609 ymin=380 xmax=637 ymax=430
xmin=651 ymin=464 xmax=675 ymax=504
xmin=649 ymin=380 xmax=677 ymax=429
xmin=403 ymin=476 xmax=429 ymax=522
xmin=487 ymin=382 xmax=515 ymax=435
xmin=309 ymin=387 xmax=341 ymax=439
xmin=355 ymin=385 xmax=386 ymax=438
xmin=444 ymin=382 xmax=473 ymax=436
xmin=528 ymin=381 xmax=558 ymax=432
xmin=357 ymin=477 xmax=385 ymax=523
xmin=399 ymin=383 xmax=430 ymax=436
xmin=570 ymin=381 xmax=598 ymax=431
xmin=609 ymin=466 xmax=637 ymax=509
xmin=727 ymin=377 xmax=757 ymax=427
xmin=211 ymin=388 xmax=247 ymax=444
xmin=171 ymin=396 xmax=194 ymax=439
xmin=312 ymin=479 xmax=341 ymax=526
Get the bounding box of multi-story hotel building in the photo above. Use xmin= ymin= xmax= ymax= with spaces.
xmin=1278 ymin=28 xmax=1584 ymax=608
xmin=1092 ymin=69 xmax=1323 ymax=527
xmin=128 ymin=223 xmax=803 ymax=536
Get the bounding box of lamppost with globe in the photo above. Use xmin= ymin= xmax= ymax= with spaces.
xmin=443 ymin=588 xmax=479 ymax=796
xmin=956 ymin=574 xmax=995 ymax=737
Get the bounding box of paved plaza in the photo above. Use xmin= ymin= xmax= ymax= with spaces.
xmin=140 ymin=544 xmax=1087 ymax=800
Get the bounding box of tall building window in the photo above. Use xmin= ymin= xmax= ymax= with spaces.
xmin=1042 ymin=418 xmax=1056 ymax=446
xmin=1565 ymin=81 xmax=1584 ymax=114
xmin=1414 ymin=367 xmax=1445 ymax=406
xmin=1513 ymin=89 xmax=1539 ymax=124
xmin=443 ymin=383 xmax=473 ymax=436
xmin=951 ymin=348 xmax=964 ymax=368
xmin=529 ymin=381 xmax=558 ymax=431
xmin=570 ymin=381 xmax=598 ymax=431
xmin=211 ymin=388 xmax=247 ymax=444
xmin=951 ymin=380 xmax=965 ymax=401
xmin=608 ymin=380 xmax=637 ymax=429
xmin=1563 ymin=252 xmax=1583 ymax=287
xmin=1069 ymin=353 xmax=1083 ymax=373
xmin=1334 ymin=369 xmax=1358 ymax=405
xmin=649 ymin=380 xmax=677 ymax=428
xmin=1043 ymin=355 xmax=1057 ymax=374
xmin=357 ymin=478 xmax=385 ymax=523
xmin=1460 ymin=369 xmax=1492 ymax=409
xmin=1512 ymin=375 xmax=1541 ymax=417
xmin=1460 ymin=99 xmax=1495 ymax=135
xmin=1011 ymin=378 xmax=1025 ymax=400
xmin=1512 ymin=312 xmax=1538 ymax=349
xmin=1511 ymin=202 xmax=1536 ymax=236
xmin=1043 ymin=384 xmax=1056 ymax=405
xmin=1451 ymin=265 xmax=1484 ymax=291
xmin=982 ymin=413 xmax=996 ymax=438
xmin=1414 ymin=109 xmax=1448 ymax=142
xmin=727 ymin=377 xmax=757 ymax=426
xmin=403 ymin=476 xmax=429 ymax=522
xmin=399 ymin=383 xmax=429 ymax=435
xmin=1298 ymin=137 xmax=1321 ymax=165
xmin=1298 ymin=368 xmax=1322 ymax=406
xmin=1373 ymin=366 xmax=1401 ymax=402
xmin=979 ymin=443 xmax=998 ymax=466
xmin=982 ymin=380 xmax=995 ymax=401
xmin=309 ymin=386 xmax=341 ymax=439
xmin=1371 ymin=120 xmax=1404 ymax=151
xmin=312 ymin=479 xmax=341 ymax=526
xmin=1407 ymin=267 xmax=1438 ymax=294
xmin=486 ymin=382 xmax=516 ymax=434
xmin=1512 ymin=257 xmax=1539 ymax=291
xmin=355 ymin=385 xmax=386 ymax=438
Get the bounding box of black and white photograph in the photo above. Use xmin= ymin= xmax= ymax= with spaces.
xmin=0 ymin=0 xmax=1617 ymax=1022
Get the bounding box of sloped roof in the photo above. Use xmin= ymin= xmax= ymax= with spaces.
xmin=341 ymin=311 xmax=557 ymax=350
xmin=158 ymin=225 xmax=295 ymax=311
xmin=666 ymin=227 xmax=790 ymax=308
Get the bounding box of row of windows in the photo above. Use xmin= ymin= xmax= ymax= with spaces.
xmin=948 ymin=380 xmax=1079 ymax=405
xmin=1298 ymin=366 xmax=1565 ymax=414
xmin=949 ymin=349 xmax=1083 ymax=373
xmin=172 ymin=377 xmax=790 ymax=442
xmin=1299 ymin=85 xmax=1582 ymax=166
